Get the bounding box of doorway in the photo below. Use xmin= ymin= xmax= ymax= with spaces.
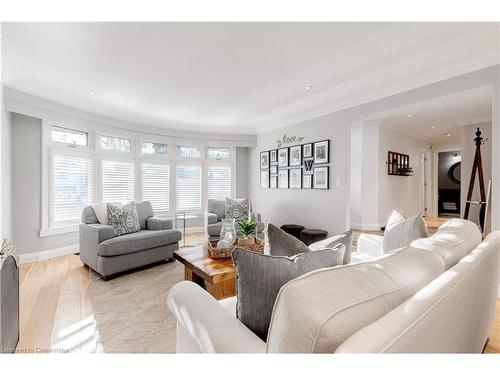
xmin=437 ymin=151 xmax=461 ymax=217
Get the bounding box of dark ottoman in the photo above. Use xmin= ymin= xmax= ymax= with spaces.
xmin=280 ymin=224 xmax=305 ymax=240
xmin=300 ymin=229 xmax=328 ymax=246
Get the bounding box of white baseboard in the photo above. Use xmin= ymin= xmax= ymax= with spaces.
xmin=19 ymin=244 xmax=78 ymax=264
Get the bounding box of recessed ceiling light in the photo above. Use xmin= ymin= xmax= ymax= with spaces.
xmin=89 ymin=91 xmax=95 ymax=96
xmin=304 ymin=86 xmax=312 ymax=91
xmin=445 ymin=133 xmax=451 ymax=137
xmin=431 ymin=126 xmax=436 ymax=129
xmin=407 ymin=113 xmax=413 ymax=118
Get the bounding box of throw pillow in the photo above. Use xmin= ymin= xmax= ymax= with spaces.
xmin=268 ymin=223 xmax=310 ymax=257
xmin=90 ymin=202 xmax=109 ymax=224
xmin=308 ymin=230 xmax=352 ymax=264
xmin=383 ymin=210 xmax=427 ymax=252
xmin=232 ymin=244 xmax=345 ymax=341
xmin=107 ymin=202 xmax=141 ymax=237
xmin=225 ymin=198 xmax=251 ymax=222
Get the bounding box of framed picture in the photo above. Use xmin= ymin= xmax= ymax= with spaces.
xmin=314 ymin=140 xmax=330 ymax=164
xmin=303 ymin=143 xmax=313 ymax=158
xmin=303 ymin=174 xmax=312 ymax=189
xmin=270 ymin=165 xmax=278 ymax=174
xmin=289 ymin=145 xmax=302 ymax=167
xmin=278 ymin=169 xmax=289 ymax=189
xmin=260 ymin=151 xmax=270 ymax=169
xmin=260 ymin=170 xmax=270 ymax=188
xmin=270 ymin=149 xmax=278 ymax=163
xmin=278 ymin=148 xmax=289 ymax=168
xmin=270 ymin=175 xmax=278 ymax=189
xmin=289 ymin=168 xmax=302 ymax=189
xmin=313 ymin=166 xmax=329 ymax=189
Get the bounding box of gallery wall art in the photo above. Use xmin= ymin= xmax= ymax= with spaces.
xmin=259 ymin=139 xmax=330 ymax=190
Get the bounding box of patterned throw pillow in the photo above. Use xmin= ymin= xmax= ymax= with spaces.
xmin=225 ymin=198 xmax=251 ymax=222
xmin=107 ymin=202 xmax=141 ymax=237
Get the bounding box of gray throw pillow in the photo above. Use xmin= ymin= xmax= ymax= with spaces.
xmin=225 ymin=198 xmax=251 ymax=222
xmin=107 ymin=202 xmax=141 ymax=237
xmin=382 ymin=210 xmax=427 ymax=252
xmin=232 ymin=244 xmax=345 ymax=341
xmin=268 ymin=223 xmax=310 ymax=257
xmin=308 ymin=230 xmax=352 ymax=264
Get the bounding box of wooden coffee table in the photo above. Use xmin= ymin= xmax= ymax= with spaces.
xmin=173 ymin=244 xmax=236 ymax=300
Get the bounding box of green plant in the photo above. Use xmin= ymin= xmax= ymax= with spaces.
xmin=238 ymin=219 xmax=257 ymax=238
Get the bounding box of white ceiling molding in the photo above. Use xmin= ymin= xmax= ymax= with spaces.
xmin=2 ymin=22 xmax=499 ymax=135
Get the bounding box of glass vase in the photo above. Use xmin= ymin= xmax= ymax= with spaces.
xmin=220 ymin=218 xmax=237 ymax=245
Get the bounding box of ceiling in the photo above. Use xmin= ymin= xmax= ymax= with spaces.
xmin=365 ymin=86 xmax=492 ymax=144
xmin=2 ymin=22 xmax=499 ymax=135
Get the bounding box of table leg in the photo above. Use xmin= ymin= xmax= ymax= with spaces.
xmin=205 ymin=277 xmax=236 ymax=300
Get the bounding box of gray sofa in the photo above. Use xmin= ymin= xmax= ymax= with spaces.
xmin=79 ymin=201 xmax=182 ymax=279
xmin=206 ymin=199 xmax=265 ymax=240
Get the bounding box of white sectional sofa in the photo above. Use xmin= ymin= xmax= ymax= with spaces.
xmin=167 ymin=219 xmax=500 ymax=353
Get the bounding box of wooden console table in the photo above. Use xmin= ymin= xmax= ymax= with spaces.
xmin=173 ymin=244 xmax=236 ymax=300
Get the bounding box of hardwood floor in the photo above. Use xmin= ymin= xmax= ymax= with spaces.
xmin=15 ymin=230 xmax=500 ymax=353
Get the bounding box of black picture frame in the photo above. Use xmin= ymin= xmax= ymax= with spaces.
xmin=289 ymin=145 xmax=302 ymax=167
xmin=270 ymin=165 xmax=278 ymax=174
xmin=278 ymin=147 xmax=289 ymax=168
xmin=260 ymin=170 xmax=270 ymax=188
xmin=313 ymin=140 xmax=330 ymax=164
xmin=303 ymin=174 xmax=312 ymax=189
xmin=270 ymin=149 xmax=278 ymax=163
xmin=289 ymin=168 xmax=302 ymax=189
xmin=313 ymin=166 xmax=329 ymax=189
xmin=303 ymin=143 xmax=313 ymax=158
xmin=278 ymin=169 xmax=289 ymax=189
xmin=270 ymin=175 xmax=278 ymax=189
xmin=260 ymin=151 xmax=270 ymax=169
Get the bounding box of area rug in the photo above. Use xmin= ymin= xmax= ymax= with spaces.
xmin=90 ymin=260 xmax=184 ymax=353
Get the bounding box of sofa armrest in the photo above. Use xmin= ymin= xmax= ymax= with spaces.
xmin=167 ymin=281 xmax=266 ymax=353
xmin=147 ymin=217 xmax=173 ymax=230
xmin=357 ymin=234 xmax=384 ymax=257
xmin=79 ymin=223 xmax=114 ymax=244
xmin=207 ymin=212 xmax=219 ymax=225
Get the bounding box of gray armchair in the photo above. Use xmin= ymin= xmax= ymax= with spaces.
xmin=79 ymin=201 xmax=181 ymax=279
xmin=206 ymin=199 xmax=265 ymax=240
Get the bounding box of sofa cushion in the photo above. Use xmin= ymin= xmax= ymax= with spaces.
xmin=98 ymin=229 xmax=182 ymax=257
xmin=268 ymin=223 xmax=309 ymax=257
xmin=411 ymin=218 xmax=482 ymax=270
xmin=207 ymin=199 xmax=226 ymax=221
xmin=107 ymin=202 xmax=141 ymax=237
xmin=136 ymin=201 xmax=154 ymax=230
xmin=232 ymin=245 xmax=345 ymax=341
xmin=309 ymin=230 xmax=352 ymax=264
xmin=382 ymin=211 xmax=427 ymax=252
xmin=225 ymin=198 xmax=251 ymax=222
xmin=266 ymin=246 xmax=444 ymax=353
xmin=81 ymin=206 xmax=99 ymax=224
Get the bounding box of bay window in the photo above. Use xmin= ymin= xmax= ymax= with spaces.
xmin=176 ymin=165 xmax=202 ymax=211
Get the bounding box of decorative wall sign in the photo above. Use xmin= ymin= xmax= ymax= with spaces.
xmin=289 ymin=145 xmax=302 ymax=167
xmin=270 ymin=149 xmax=277 ymax=163
xmin=278 ymin=169 xmax=289 ymax=189
xmin=303 ymin=159 xmax=314 ymax=173
xmin=276 ymin=134 xmax=304 ymax=148
xmin=270 ymin=175 xmax=278 ymax=189
xmin=313 ymin=166 xmax=329 ymax=189
xmin=270 ymin=165 xmax=278 ymax=174
xmin=290 ymin=168 xmax=302 ymax=189
xmin=303 ymin=143 xmax=313 ymax=158
xmin=260 ymin=151 xmax=270 ymax=169
xmin=387 ymin=151 xmax=413 ymax=176
xmin=278 ymin=148 xmax=289 ymax=168
xmin=303 ymin=174 xmax=312 ymax=189
xmin=260 ymin=170 xmax=270 ymax=188
xmin=314 ymin=140 xmax=330 ymax=164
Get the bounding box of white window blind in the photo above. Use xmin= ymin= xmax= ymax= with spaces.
xmin=176 ymin=165 xmax=201 ymax=210
xmin=207 ymin=166 xmax=231 ymax=200
xmin=141 ymin=163 xmax=170 ymax=211
xmin=102 ymin=160 xmax=135 ymax=203
xmin=51 ymin=154 xmax=93 ymax=225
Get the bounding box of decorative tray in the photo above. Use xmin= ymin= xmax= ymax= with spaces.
xmin=208 ymin=237 xmax=265 ymax=259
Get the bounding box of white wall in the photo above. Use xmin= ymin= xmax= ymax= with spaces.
xmin=0 ymin=99 xmax=12 ymax=240
xmin=460 ymin=122 xmax=492 ymax=223
xmin=249 ymin=66 xmax=499 ymax=235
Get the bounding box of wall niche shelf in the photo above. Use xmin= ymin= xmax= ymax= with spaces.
xmin=387 ymin=151 xmax=413 ymax=176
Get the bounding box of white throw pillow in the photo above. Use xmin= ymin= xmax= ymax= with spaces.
xmin=90 ymin=202 xmax=109 ymax=224
xmin=383 ymin=210 xmax=427 ymax=252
